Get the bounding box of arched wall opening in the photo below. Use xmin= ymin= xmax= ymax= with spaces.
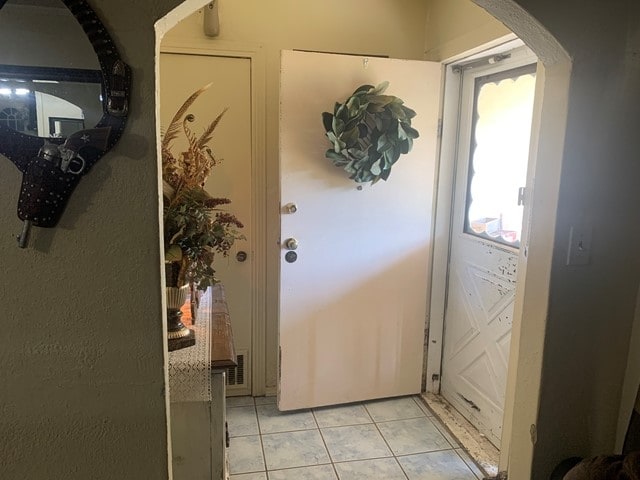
xmin=154 ymin=1 xmax=573 ymax=478
xmin=469 ymin=2 xmax=572 ymax=477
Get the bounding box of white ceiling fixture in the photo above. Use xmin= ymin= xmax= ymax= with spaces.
xmin=203 ymin=1 xmax=219 ymax=37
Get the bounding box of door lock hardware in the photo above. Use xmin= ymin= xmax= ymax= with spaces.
xmin=285 ymin=251 xmax=298 ymax=263
xmin=236 ymin=251 xmax=248 ymax=262
xmin=283 ymin=203 xmax=298 ymax=214
xmin=284 ymin=238 xmax=298 ymax=250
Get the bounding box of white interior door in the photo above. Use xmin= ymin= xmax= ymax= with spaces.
xmin=160 ymin=53 xmax=253 ymax=395
xmin=278 ymin=50 xmax=441 ymax=410
xmin=440 ymin=50 xmax=536 ymax=447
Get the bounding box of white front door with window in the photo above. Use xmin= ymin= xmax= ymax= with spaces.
xmin=278 ymin=50 xmax=441 ymax=410
xmin=440 ymin=49 xmax=537 ymax=447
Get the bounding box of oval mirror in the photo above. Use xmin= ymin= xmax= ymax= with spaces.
xmin=0 ymin=0 xmax=130 ymax=242
xmin=0 ymin=0 xmax=103 ymax=138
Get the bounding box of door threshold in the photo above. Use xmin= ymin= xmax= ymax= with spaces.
xmin=421 ymin=392 xmax=499 ymax=477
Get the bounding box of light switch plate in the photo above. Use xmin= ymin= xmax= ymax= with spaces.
xmin=566 ymin=225 xmax=592 ymax=266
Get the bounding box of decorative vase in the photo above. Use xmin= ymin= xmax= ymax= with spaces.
xmin=166 ymin=263 xmax=196 ymax=351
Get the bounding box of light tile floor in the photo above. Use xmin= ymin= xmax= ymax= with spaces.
xmin=227 ymin=395 xmax=486 ymax=480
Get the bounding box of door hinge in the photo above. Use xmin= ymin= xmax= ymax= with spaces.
xmin=517 ymin=187 xmax=526 ymax=206
xmin=437 ymin=118 xmax=443 ymax=138
xmin=278 ymin=346 xmax=282 ymax=381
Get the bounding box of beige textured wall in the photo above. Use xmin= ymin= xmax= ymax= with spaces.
xmin=474 ymin=0 xmax=640 ymax=477
xmin=0 ymin=4 xmax=97 ymax=67
xmin=0 ymin=1 xmax=185 ymax=479
xmin=424 ymin=0 xmax=512 ymax=61
xmin=164 ymin=0 xmax=431 ymax=391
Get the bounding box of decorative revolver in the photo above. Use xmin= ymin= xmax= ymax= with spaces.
xmin=15 ymin=127 xmax=111 ymax=247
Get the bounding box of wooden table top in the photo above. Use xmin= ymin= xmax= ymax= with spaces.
xmin=210 ymin=283 xmax=237 ymax=369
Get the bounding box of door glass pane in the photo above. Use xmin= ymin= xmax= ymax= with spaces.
xmin=464 ymin=65 xmax=536 ymax=248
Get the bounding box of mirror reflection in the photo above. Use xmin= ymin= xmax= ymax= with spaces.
xmin=0 ymin=65 xmax=102 ymax=137
xmin=0 ymin=0 xmax=103 ymax=138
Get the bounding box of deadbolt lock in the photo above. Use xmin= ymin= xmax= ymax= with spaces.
xmin=285 ymin=251 xmax=298 ymax=263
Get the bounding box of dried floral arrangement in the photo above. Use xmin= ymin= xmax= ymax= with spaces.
xmin=162 ymin=83 xmax=244 ymax=290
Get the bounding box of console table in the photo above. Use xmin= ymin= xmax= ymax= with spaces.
xmin=169 ymin=284 xmax=236 ymax=480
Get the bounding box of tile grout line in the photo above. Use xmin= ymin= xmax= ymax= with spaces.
xmin=253 ymin=398 xmax=269 ymax=476
xmin=368 ymin=406 xmax=410 ymax=480
xmin=312 ymin=407 xmax=343 ymax=479
xmin=452 ymin=449 xmax=484 ymax=480
xmin=415 ymin=395 xmax=487 ymax=478
xmin=413 ymin=395 xmax=481 ymax=479
xmin=365 ymin=397 xmax=476 ymax=480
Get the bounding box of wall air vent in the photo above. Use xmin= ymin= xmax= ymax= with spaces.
xmin=226 ymin=351 xmax=246 ymax=387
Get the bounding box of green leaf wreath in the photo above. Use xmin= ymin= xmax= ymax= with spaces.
xmin=322 ymin=81 xmax=419 ymax=185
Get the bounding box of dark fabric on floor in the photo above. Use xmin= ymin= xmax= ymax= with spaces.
xmin=550 ymin=457 xmax=583 ymax=480
xmin=563 ymin=451 xmax=640 ymax=480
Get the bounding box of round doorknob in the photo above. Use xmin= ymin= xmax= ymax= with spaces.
xmin=284 ymin=238 xmax=298 ymax=250
xmin=236 ymin=251 xmax=248 ymax=262
xmin=284 ymin=203 xmax=298 ymax=214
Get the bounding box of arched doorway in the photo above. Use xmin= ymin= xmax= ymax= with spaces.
xmin=155 ymin=1 xmax=572 ymax=477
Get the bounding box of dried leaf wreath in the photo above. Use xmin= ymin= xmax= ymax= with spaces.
xmin=322 ymin=81 xmax=419 ymax=185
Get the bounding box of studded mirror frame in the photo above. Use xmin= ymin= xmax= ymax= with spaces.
xmin=0 ymin=0 xmax=131 ymax=245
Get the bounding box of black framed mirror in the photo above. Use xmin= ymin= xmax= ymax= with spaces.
xmin=0 ymin=0 xmax=131 ymax=245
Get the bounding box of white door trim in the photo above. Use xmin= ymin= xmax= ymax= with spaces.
xmin=160 ymin=40 xmax=268 ymax=396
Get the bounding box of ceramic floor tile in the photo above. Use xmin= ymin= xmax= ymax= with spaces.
xmin=432 ymin=421 xmax=461 ymax=448
xmin=268 ymin=464 xmax=338 ymax=480
xmin=228 ymin=435 xmax=265 ymax=475
xmin=413 ymin=397 xmax=434 ymax=417
xmin=262 ymin=429 xmax=330 ymax=470
xmin=364 ymin=396 xmax=426 ymax=422
xmin=257 ymin=404 xmax=317 ymax=434
xmin=334 ymin=458 xmax=408 ymax=480
xmin=321 ymin=424 xmax=392 ymax=463
xmin=230 ymin=473 xmax=268 ymax=480
xmin=313 ymin=403 xmax=372 ymax=428
xmin=455 ymin=449 xmax=485 ymax=479
xmin=228 ymin=396 xmax=256 ymax=407
xmin=398 ymin=450 xmax=477 ymax=480
xmin=377 ymin=417 xmax=451 ymax=456
xmin=226 ymin=396 xmax=480 ymax=480
xmin=228 ymin=405 xmax=260 ymax=437
xmin=254 ymin=396 xmax=277 ymax=405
